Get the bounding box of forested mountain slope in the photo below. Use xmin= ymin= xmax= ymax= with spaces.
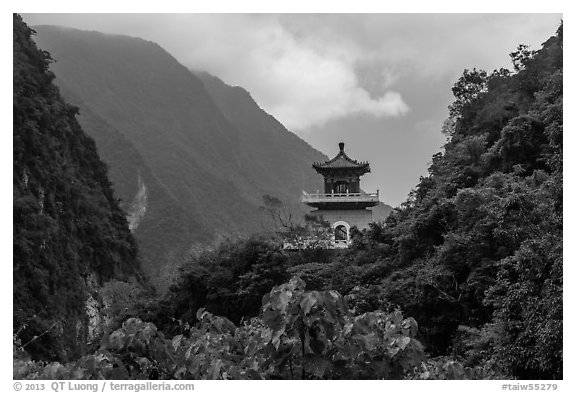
xmin=52 ymin=86 xmax=209 ymax=289
xmin=340 ymin=23 xmax=563 ymax=379
xmin=159 ymin=21 xmax=562 ymax=380
xmin=153 ymin=23 xmax=562 ymax=378
xmin=195 ymin=72 xmax=330 ymax=214
xmin=14 ymin=19 xmax=562 ymax=381
xmin=196 ymin=71 xmax=396 ymax=222
xmin=32 ymin=26 xmax=326 ymax=287
xmin=13 ymin=15 xmax=144 ymax=361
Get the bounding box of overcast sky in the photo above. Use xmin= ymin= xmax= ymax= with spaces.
xmin=22 ymin=13 xmax=561 ymax=206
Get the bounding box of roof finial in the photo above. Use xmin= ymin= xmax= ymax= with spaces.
xmin=339 ymin=142 xmax=345 ymax=152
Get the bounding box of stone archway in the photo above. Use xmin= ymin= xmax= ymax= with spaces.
xmin=332 ymin=220 xmax=351 ymax=243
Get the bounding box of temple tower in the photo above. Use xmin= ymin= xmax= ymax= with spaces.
xmin=302 ymin=142 xmax=379 ymax=247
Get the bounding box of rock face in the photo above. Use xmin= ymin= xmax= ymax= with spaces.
xmin=13 ymin=15 xmax=144 ymax=361
xmin=126 ymin=173 xmax=148 ymax=231
xmin=32 ymin=26 xmax=327 ymax=288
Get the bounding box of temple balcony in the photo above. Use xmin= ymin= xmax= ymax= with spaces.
xmin=302 ymin=190 xmax=379 ymax=209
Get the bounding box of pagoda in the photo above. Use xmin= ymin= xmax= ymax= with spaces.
xmin=302 ymin=142 xmax=379 ymax=247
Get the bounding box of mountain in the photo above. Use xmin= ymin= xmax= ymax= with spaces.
xmin=32 ymin=26 xmax=327 ymax=288
xmin=52 ymin=85 xmax=211 ymax=289
xmin=13 ymin=15 xmax=144 ymax=361
xmin=193 ymin=72 xmax=396 ymax=222
xmin=195 ymin=72 xmax=331 ymax=215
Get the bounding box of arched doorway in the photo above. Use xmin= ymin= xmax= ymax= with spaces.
xmin=332 ymin=220 xmax=350 ymax=245
xmin=335 ymin=225 xmax=348 ymax=241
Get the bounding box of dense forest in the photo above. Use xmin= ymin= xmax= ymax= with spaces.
xmin=13 ymin=14 xmax=145 ymax=362
xmin=14 ymin=14 xmax=562 ymax=380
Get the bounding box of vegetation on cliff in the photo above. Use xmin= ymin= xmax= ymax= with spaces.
xmin=14 ymin=15 xmax=562 ymax=380
xmin=149 ymin=22 xmax=563 ymax=379
xmin=13 ymin=14 xmax=144 ymax=362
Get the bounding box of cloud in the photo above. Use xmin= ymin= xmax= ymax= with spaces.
xmin=172 ymin=15 xmax=410 ymax=130
xmin=22 ymin=13 xmax=560 ymax=131
xmin=20 ymin=13 xmax=562 ymax=207
xmin=278 ymin=13 xmax=561 ymax=79
xmin=23 ymin=13 xmax=410 ymax=131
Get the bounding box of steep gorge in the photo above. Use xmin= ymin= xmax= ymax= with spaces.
xmin=32 ymin=26 xmax=328 ymax=288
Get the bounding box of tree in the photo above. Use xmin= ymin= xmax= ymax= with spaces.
xmin=509 ymin=44 xmax=536 ymax=72
xmin=448 ymin=68 xmax=488 ymax=120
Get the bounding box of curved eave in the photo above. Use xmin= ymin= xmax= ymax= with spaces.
xmin=312 ymin=164 xmax=371 ymax=176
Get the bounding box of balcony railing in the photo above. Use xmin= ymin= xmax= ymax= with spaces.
xmin=302 ymin=190 xmax=379 ymax=204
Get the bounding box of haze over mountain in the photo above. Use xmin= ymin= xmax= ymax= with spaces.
xmin=22 ymin=14 xmax=561 ymax=208
xmin=32 ymin=25 xmax=346 ymax=287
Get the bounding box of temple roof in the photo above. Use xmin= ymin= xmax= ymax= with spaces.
xmin=313 ymin=142 xmax=371 ymax=174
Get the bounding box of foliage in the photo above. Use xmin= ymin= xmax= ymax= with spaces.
xmin=13 ymin=14 xmax=144 ymax=362
xmin=153 ymin=236 xmax=293 ymax=332
xmin=262 ymin=23 xmax=563 ymax=379
xmin=259 ymin=278 xmax=424 ymax=379
xmin=510 ymin=44 xmax=537 ymax=72
xmin=410 ymin=356 xmax=507 ymax=380
xmin=261 ymin=194 xmax=334 ymax=250
xmin=15 ymin=279 xmax=425 ymax=380
xmin=14 ymin=15 xmax=562 ymax=380
xmin=345 ymin=23 xmax=563 ymax=378
xmin=447 ymin=68 xmax=488 ymax=122
xmin=100 ymin=280 xmax=156 ymax=332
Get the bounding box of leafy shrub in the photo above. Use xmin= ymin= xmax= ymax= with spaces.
xmin=154 ymin=236 xmax=292 ymax=332
xmin=100 ymin=280 xmax=156 ymax=331
xmin=410 ymin=356 xmax=507 ymax=380
xmin=15 ymin=278 xmax=425 ymax=380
